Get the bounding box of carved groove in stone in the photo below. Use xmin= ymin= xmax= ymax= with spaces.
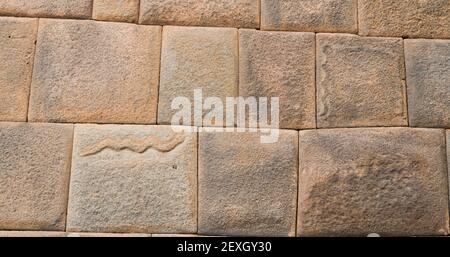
xmin=80 ymin=134 xmax=185 ymax=156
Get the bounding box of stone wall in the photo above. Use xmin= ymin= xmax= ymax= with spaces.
xmin=0 ymin=0 xmax=449 ymax=237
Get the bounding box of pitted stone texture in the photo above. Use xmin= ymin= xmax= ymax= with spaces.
xmin=29 ymin=19 xmax=161 ymax=124
xmin=359 ymin=0 xmax=450 ymax=39
xmin=0 ymin=0 xmax=92 ymax=19
xmin=239 ymin=30 xmax=316 ymax=129
xmin=447 ymin=131 xmax=450 ymax=176
xmin=405 ymin=40 xmax=450 ymax=128
xmin=140 ymin=0 xmax=259 ymax=28
xmin=0 ymin=231 xmax=66 ymax=237
xmin=261 ymin=0 xmax=357 ymax=33
xmin=0 ymin=17 xmax=37 ymax=121
xmin=298 ymin=128 xmax=449 ymax=236
xmin=67 ymin=125 xmax=197 ymax=234
xmin=158 ymin=26 xmax=238 ymax=125
xmin=0 ymin=123 xmax=73 ymax=231
xmin=199 ymin=131 xmax=298 ymax=236
xmin=67 ymin=232 xmax=151 ymax=237
xmin=316 ymin=33 xmax=407 ymax=128
xmin=93 ymin=0 xmax=140 ymax=23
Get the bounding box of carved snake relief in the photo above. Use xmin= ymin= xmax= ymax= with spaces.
xmin=80 ymin=133 xmax=185 ymax=156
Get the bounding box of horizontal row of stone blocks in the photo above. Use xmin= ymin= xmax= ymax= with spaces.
xmin=0 ymin=122 xmax=449 ymax=236
xmin=0 ymin=1 xmax=448 ymax=39
xmin=1 ymin=17 xmax=449 ymax=129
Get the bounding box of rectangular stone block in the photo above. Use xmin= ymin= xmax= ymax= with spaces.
xmin=199 ymin=131 xmax=298 ymax=236
xmin=93 ymin=0 xmax=140 ymax=23
xmin=239 ymin=30 xmax=316 ymax=129
xmin=0 ymin=123 xmax=73 ymax=231
xmin=0 ymin=0 xmax=92 ymax=19
xmin=261 ymin=0 xmax=357 ymax=33
xmin=0 ymin=17 xmax=37 ymax=121
xmin=316 ymin=33 xmax=407 ymax=128
xmin=67 ymin=232 xmax=150 ymax=237
xmin=298 ymin=128 xmax=449 ymax=236
xmin=139 ymin=0 xmax=259 ymax=28
xmin=405 ymin=40 xmax=450 ymax=128
xmin=67 ymin=125 xmax=197 ymax=234
xmin=0 ymin=231 xmax=66 ymax=237
xmin=29 ymin=19 xmax=161 ymax=124
xmin=158 ymin=26 xmax=238 ymax=125
xmin=359 ymin=0 xmax=450 ymax=39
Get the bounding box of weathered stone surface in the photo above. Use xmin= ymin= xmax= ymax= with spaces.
xmin=93 ymin=0 xmax=139 ymax=23
xmin=199 ymin=131 xmax=298 ymax=236
xmin=0 ymin=17 xmax=37 ymax=121
xmin=359 ymin=0 xmax=450 ymax=39
xmin=405 ymin=40 xmax=450 ymax=128
xmin=298 ymin=128 xmax=449 ymax=236
xmin=0 ymin=0 xmax=92 ymax=19
xmin=140 ymin=0 xmax=259 ymax=28
xmin=28 ymin=19 xmax=161 ymax=124
xmin=261 ymin=0 xmax=357 ymax=33
xmin=239 ymin=30 xmax=316 ymax=129
xmin=67 ymin=125 xmax=197 ymax=234
xmin=0 ymin=231 xmax=66 ymax=237
xmin=316 ymin=33 xmax=407 ymax=128
xmin=67 ymin=232 xmax=150 ymax=237
xmin=158 ymin=26 xmax=238 ymax=125
xmin=447 ymin=131 xmax=450 ymax=177
xmin=0 ymin=123 xmax=73 ymax=231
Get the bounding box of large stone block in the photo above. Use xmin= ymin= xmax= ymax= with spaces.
xmin=139 ymin=0 xmax=259 ymax=28
xmin=261 ymin=0 xmax=357 ymax=33
xmin=67 ymin=125 xmax=197 ymax=234
xmin=239 ymin=30 xmax=316 ymax=129
xmin=0 ymin=123 xmax=73 ymax=231
xmin=405 ymin=40 xmax=450 ymax=128
xmin=0 ymin=0 xmax=92 ymax=19
xmin=0 ymin=17 xmax=37 ymax=121
xmin=93 ymin=0 xmax=140 ymax=23
xmin=298 ymin=128 xmax=449 ymax=236
xmin=158 ymin=26 xmax=238 ymax=125
xmin=359 ymin=0 xmax=450 ymax=39
xmin=28 ymin=19 xmax=161 ymax=124
xmin=199 ymin=131 xmax=298 ymax=236
xmin=0 ymin=231 xmax=66 ymax=237
xmin=316 ymin=33 xmax=407 ymax=128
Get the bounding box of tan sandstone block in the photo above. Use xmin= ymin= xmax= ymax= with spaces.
xmin=298 ymin=128 xmax=449 ymax=236
xmin=0 ymin=123 xmax=73 ymax=231
xmin=29 ymin=19 xmax=161 ymax=124
xmin=0 ymin=231 xmax=66 ymax=237
xmin=239 ymin=30 xmax=316 ymax=129
xmin=67 ymin=125 xmax=197 ymax=234
xmin=199 ymin=131 xmax=298 ymax=236
xmin=261 ymin=0 xmax=357 ymax=33
xmin=139 ymin=0 xmax=259 ymax=28
xmin=359 ymin=0 xmax=450 ymax=39
xmin=158 ymin=26 xmax=238 ymax=125
xmin=316 ymin=33 xmax=407 ymax=128
xmin=93 ymin=0 xmax=140 ymax=23
xmin=67 ymin=232 xmax=151 ymax=237
xmin=0 ymin=17 xmax=37 ymax=121
xmin=405 ymin=40 xmax=450 ymax=128
xmin=0 ymin=0 xmax=92 ymax=19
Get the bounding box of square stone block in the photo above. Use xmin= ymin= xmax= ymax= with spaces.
xmin=405 ymin=39 xmax=450 ymax=128
xmin=67 ymin=125 xmax=197 ymax=234
xmin=93 ymin=0 xmax=140 ymax=23
xmin=359 ymin=0 xmax=450 ymax=39
xmin=316 ymin=33 xmax=407 ymax=128
xmin=261 ymin=0 xmax=357 ymax=33
xmin=28 ymin=19 xmax=161 ymax=124
xmin=298 ymin=128 xmax=449 ymax=236
xmin=139 ymin=0 xmax=259 ymax=28
xmin=158 ymin=26 xmax=238 ymax=125
xmin=199 ymin=131 xmax=298 ymax=236
xmin=0 ymin=0 xmax=92 ymax=19
xmin=239 ymin=30 xmax=316 ymax=129
xmin=0 ymin=17 xmax=37 ymax=121
xmin=0 ymin=123 xmax=73 ymax=231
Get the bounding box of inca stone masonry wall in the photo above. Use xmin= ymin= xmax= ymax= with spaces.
xmin=0 ymin=0 xmax=449 ymax=237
